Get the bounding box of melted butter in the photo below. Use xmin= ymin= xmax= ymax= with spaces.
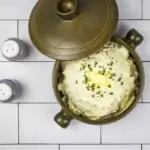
xmin=87 ymin=71 xmax=111 ymax=87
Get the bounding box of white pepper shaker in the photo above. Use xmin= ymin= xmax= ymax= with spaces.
xmin=1 ymin=38 xmax=27 ymax=61
xmin=0 ymin=79 xmax=20 ymax=102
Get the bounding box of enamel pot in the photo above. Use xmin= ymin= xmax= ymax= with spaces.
xmin=29 ymin=0 xmax=145 ymax=128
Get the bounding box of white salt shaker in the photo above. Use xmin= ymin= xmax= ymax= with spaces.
xmin=1 ymin=38 xmax=27 ymax=61
xmin=0 ymin=79 xmax=21 ymax=102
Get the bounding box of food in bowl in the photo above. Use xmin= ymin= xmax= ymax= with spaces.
xmin=58 ymin=41 xmax=139 ymax=120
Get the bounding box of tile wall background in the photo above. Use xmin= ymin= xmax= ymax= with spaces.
xmin=0 ymin=0 xmax=149 ymax=149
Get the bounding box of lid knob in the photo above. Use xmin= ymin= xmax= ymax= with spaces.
xmin=57 ymin=0 xmax=78 ymax=20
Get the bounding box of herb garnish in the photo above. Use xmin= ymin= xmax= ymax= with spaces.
xmin=110 ymin=92 xmax=114 ymax=95
xmin=108 ymin=84 xmax=111 ymax=88
xmin=121 ymin=82 xmax=124 ymax=85
xmin=118 ymin=77 xmax=122 ymax=82
xmin=95 ymin=62 xmax=98 ymax=67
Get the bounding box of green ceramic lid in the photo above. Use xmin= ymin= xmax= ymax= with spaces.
xmin=29 ymin=0 xmax=118 ymax=60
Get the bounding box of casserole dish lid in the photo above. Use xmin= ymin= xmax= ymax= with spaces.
xmin=29 ymin=0 xmax=118 ymax=60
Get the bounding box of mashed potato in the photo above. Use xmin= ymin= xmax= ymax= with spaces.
xmin=58 ymin=41 xmax=138 ymax=120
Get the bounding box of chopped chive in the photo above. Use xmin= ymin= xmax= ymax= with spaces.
xmin=88 ymin=64 xmax=93 ymax=71
xmin=110 ymin=61 xmax=114 ymax=66
xmin=118 ymin=77 xmax=122 ymax=82
xmin=121 ymin=82 xmax=124 ymax=85
xmin=108 ymin=84 xmax=111 ymax=88
xmin=110 ymin=92 xmax=114 ymax=95
xmin=96 ymin=91 xmax=101 ymax=95
xmin=86 ymin=87 xmax=90 ymax=90
xmin=91 ymin=84 xmax=95 ymax=91
xmin=112 ymin=73 xmax=116 ymax=76
xmin=95 ymin=62 xmax=98 ymax=67
xmin=102 ymin=69 xmax=106 ymax=75
xmin=100 ymin=94 xmax=104 ymax=97
xmin=98 ymin=71 xmax=101 ymax=74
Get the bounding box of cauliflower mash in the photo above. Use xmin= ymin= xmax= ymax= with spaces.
xmin=58 ymin=41 xmax=139 ymax=120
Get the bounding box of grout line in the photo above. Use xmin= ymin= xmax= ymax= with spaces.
xmin=18 ymin=19 xmax=29 ymax=21
xmin=0 ymin=61 xmax=55 ymax=63
xmin=0 ymin=102 xmax=58 ymax=105
xmin=0 ymin=60 xmax=148 ymax=63
xmin=17 ymin=19 xmax=29 ymax=21
xmin=17 ymin=20 xmax=19 ymax=38
xmin=141 ymin=0 xmax=144 ymax=19
xmin=142 ymin=61 xmax=150 ymax=63
xmin=100 ymin=126 xmax=102 ymax=144
xmin=0 ymin=143 xmax=59 ymax=146
xmin=0 ymin=19 xmax=28 ymax=21
xmin=119 ymin=19 xmax=146 ymax=21
xmin=140 ymin=102 xmax=150 ymax=104
xmin=0 ymin=143 xmax=150 ymax=145
xmin=0 ymin=18 xmax=150 ymax=21
xmin=118 ymin=19 xmax=143 ymax=21
xmin=18 ymin=104 xmax=20 ymax=144
xmin=0 ymin=19 xmax=18 ymax=21
xmin=14 ymin=102 xmax=58 ymax=104
xmin=119 ymin=19 xmax=150 ymax=21
xmin=98 ymin=143 xmax=146 ymax=145
xmin=0 ymin=143 xmax=144 ymax=145
xmin=0 ymin=102 xmax=150 ymax=104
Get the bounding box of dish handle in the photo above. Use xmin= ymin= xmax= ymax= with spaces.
xmin=54 ymin=109 xmax=72 ymax=128
xmin=123 ymin=29 xmax=144 ymax=49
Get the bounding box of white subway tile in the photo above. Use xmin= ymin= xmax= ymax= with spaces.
xmin=0 ymin=145 xmax=58 ymax=150
xmin=19 ymin=104 xmax=100 ymax=144
xmin=60 ymin=145 xmax=141 ymax=150
xmin=0 ymin=21 xmax=17 ymax=61
xmin=102 ymin=104 xmax=150 ymax=143
xmin=143 ymin=145 xmax=150 ymax=150
xmin=0 ymin=0 xmax=37 ymax=19
xmin=0 ymin=62 xmax=56 ymax=103
xmin=143 ymin=0 xmax=150 ymax=19
xmin=0 ymin=104 xmax=18 ymax=144
xmin=0 ymin=0 xmax=142 ymax=19
xmin=19 ymin=21 xmax=53 ymax=61
xmin=116 ymin=20 xmax=150 ymax=61
xmin=116 ymin=0 xmax=142 ymax=19
xmin=143 ymin=63 xmax=150 ymax=102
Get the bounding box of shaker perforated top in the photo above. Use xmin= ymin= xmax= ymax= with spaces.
xmin=0 ymin=82 xmax=13 ymax=101
xmin=1 ymin=40 xmax=21 ymax=59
